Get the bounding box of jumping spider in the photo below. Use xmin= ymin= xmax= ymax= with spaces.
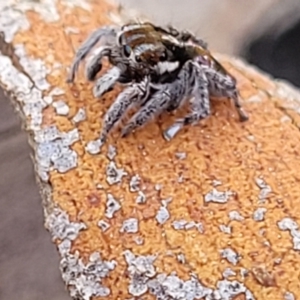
xmin=67 ymin=21 xmax=248 ymax=144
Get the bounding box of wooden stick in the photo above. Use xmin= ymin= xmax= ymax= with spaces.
xmin=1 ymin=1 xmax=300 ymax=299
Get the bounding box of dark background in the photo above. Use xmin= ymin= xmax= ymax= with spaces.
xmin=0 ymin=14 xmax=299 ymax=300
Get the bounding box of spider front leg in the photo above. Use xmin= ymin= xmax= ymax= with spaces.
xmin=99 ymin=77 xmax=150 ymax=144
xmin=203 ymin=65 xmax=249 ymax=122
xmin=67 ymin=25 xmax=118 ymax=83
xmin=85 ymin=46 xmax=111 ymax=81
xmin=93 ymin=66 xmax=122 ymax=98
xmin=120 ymin=89 xmax=172 ymax=138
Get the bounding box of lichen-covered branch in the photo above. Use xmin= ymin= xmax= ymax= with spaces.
xmin=1 ymin=1 xmax=300 ymax=300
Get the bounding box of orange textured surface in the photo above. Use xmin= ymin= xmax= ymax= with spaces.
xmin=4 ymin=1 xmax=300 ymax=299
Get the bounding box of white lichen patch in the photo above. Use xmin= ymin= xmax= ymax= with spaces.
xmin=46 ymin=208 xmax=86 ymax=242
xmin=255 ymin=178 xmax=272 ymax=202
xmin=49 ymin=86 xmax=65 ymax=97
xmin=220 ymin=248 xmax=241 ymax=265
xmin=72 ymin=108 xmax=86 ymax=123
xmin=156 ymin=206 xmax=170 ymax=225
xmin=97 ymin=220 xmax=110 ymax=232
xmin=123 ymin=250 xmax=254 ymax=299
xmin=107 ymin=144 xmax=117 ymax=160
xmin=36 ymin=126 xmax=79 ymax=180
xmin=253 ymin=207 xmax=267 ymax=221
xmin=177 ymin=253 xmax=186 ymax=264
xmin=133 ymin=236 xmax=144 ymax=245
xmin=212 ymin=179 xmax=222 ymax=187
xmin=136 ymin=191 xmax=147 ymax=204
xmin=278 ymin=217 xmax=300 ymax=251
xmin=105 ymin=193 xmax=121 ymax=219
xmin=60 ymin=251 xmax=116 ymax=300
xmin=85 ymin=139 xmax=102 ymax=155
xmin=204 ymin=188 xmax=233 ymax=204
xmin=172 ymin=220 xmax=204 ymax=233
xmin=14 ymin=44 xmax=50 ymax=90
xmin=129 ymin=174 xmax=141 ymax=192
xmin=215 ymin=280 xmax=255 ymax=300
xmin=46 ymin=208 xmax=116 ymax=299
xmin=52 ymin=100 xmax=70 ymax=116
xmin=222 ymin=268 xmax=237 ymax=278
xmin=106 ymin=161 xmax=127 ymax=185
xmin=284 ymin=291 xmax=295 ymax=300
xmin=123 ymin=250 xmax=157 ymax=296
xmin=175 ymin=152 xmax=187 ymax=160
xmin=0 ymin=0 xmax=92 ymax=42
xmin=228 ymin=210 xmax=244 ymax=221
xmin=120 ymin=218 xmax=139 ymax=233
xmin=219 ymin=224 xmax=232 ymax=234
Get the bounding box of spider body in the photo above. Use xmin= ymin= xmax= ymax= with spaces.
xmin=67 ymin=21 xmax=248 ymax=145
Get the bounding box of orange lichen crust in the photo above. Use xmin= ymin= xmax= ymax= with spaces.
xmin=2 ymin=0 xmax=300 ymax=299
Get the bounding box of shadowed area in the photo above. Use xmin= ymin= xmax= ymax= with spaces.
xmin=0 ymin=89 xmax=70 ymax=300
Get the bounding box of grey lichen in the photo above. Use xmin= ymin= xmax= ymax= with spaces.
xmin=46 ymin=208 xmax=116 ymax=299
xmin=105 ymin=193 xmax=121 ymax=219
xmin=284 ymin=291 xmax=295 ymax=300
xmin=53 ymin=99 xmax=70 ymax=115
xmin=106 ymin=161 xmax=127 ymax=185
xmin=175 ymin=152 xmax=187 ymax=160
xmin=222 ymin=268 xmax=237 ymax=278
xmin=123 ymin=250 xmax=157 ymax=297
xmin=46 ymin=208 xmax=86 ymax=242
xmin=172 ymin=220 xmax=204 ymax=233
xmin=85 ymin=139 xmax=102 ymax=155
xmin=123 ymin=250 xmax=254 ymax=299
xmin=60 ymin=251 xmax=117 ymax=300
xmin=133 ymin=236 xmax=144 ymax=245
xmin=36 ymin=126 xmax=79 ymax=179
xmin=129 ymin=174 xmax=141 ymax=192
xmin=253 ymin=207 xmax=267 ymax=221
xmin=177 ymin=253 xmax=186 ymax=264
xmin=228 ymin=210 xmax=244 ymax=221
xmin=219 ymin=224 xmax=232 ymax=234
xmin=156 ymin=206 xmax=170 ymax=225
xmin=255 ymin=178 xmax=272 ymax=202
xmin=215 ymin=280 xmax=255 ymax=300
xmin=136 ymin=191 xmax=147 ymax=204
xmin=148 ymin=273 xmax=213 ymax=300
xmin=120 ymin=218 xmax=139 ymax=233
xmin=278 ymin=217 xmax=300 ymax=251
xmin=163 ymin=122 xmax=183 ymax=141
xmin=107 ymin=144 xmax=117 ymax=160
xmin=97 ymin=220 xmax=110 ymax=232
xmin=220 ymin=248 xmax=241 ymax=265
xmin=72 ymin=107 xmax=86 ymax=123
xmin=204 ymin=188 xmax=233 ymax=204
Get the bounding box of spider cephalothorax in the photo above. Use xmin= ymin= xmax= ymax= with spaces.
xmin=67 ymin=21 xmax=248 ymax=145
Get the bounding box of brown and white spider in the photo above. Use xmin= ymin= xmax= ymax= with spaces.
xmin=67 ymin=21 xmax=248 ymax=145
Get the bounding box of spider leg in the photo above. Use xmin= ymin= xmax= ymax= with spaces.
xmin=85 ymin=46 xmax=111 ymax=81
xmin=203 ymin=65 xmax=249 ymax=122
xmin=175 ymin=66 xmax=210 ymax=126
xmin=93 ymin=66 xmax=122 ymax=98
xmin=99 ymin=77 xmax=150 ymax=144
xmin=67 ymin=25 xmax=118 ymax=83
xmin=120 ymin=89 xmax=171 ymax=138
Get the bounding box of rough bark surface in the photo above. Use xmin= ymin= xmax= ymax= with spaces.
xmin=1 ymin=1 xmax=300 ymax=299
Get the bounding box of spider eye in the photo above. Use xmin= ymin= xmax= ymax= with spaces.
xmin=135 ymin=55 xmax=142 ymax=63
xmin=123 ymin=45 xmax=132 ymax=57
